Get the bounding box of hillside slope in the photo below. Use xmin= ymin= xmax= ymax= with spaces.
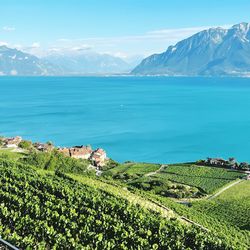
xmin=132 ymin=22 xmax=250 ymax=76
xmin=0 ymin=46 xmax=59 ymax=76
xmin=44 ymin=52 xmax=131 ymax=75
xmin=0 ymin=45 xmax=132 ymax=76
xmin=0 ymin=157 xmax=229 ymax=249
xmin=0 ymin=141 xmax=249 ymax=249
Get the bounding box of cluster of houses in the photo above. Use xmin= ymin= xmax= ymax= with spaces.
xmin=0 ymin=136 xmax=23 ymax=148
xmin=0 ymin=135 xmax=108 ymax=168
xmin=199 ymin=157 xmax=250 ymax=171
xmin=58 ymin=146 xmax=107 ymax=167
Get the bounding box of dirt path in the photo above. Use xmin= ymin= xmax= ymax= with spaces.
xmin=208 ymin=179 xmax=243 ymax=200
xmin=145 ymin=164 xmax=167 ymax=177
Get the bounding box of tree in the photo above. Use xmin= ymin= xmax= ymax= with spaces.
xmin=18 ymin=140 xmax=33 ymax=150
xmin=46 ymin=141 xmax=54 ymax=146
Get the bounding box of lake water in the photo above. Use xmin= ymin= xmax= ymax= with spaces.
xmin=1 ymin=76 xmax=250 ymax=163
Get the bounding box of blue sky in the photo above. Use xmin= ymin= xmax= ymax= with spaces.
xmin=1 ymin=0 xmax=250 ymax=58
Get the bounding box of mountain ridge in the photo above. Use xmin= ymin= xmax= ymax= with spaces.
xmin=0 ymin=45 xmax=60 ymax=76
xmin=44 ymin=51 xmax=131 ymax=75
xmin=0 ymin=46 xmax=135 ymax=76
xmin=132 ymin=22 xmax=250 ymax=76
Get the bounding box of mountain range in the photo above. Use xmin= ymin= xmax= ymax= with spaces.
xmin=132 ymin=22 xmax=250 ymax=76
xmin=0 ymin=46 xmax=137 ymax=76
xmin=44 ymin=51 xmax=132 ymax=75
xmin=1 ymin=22 xmax=250 ymax=76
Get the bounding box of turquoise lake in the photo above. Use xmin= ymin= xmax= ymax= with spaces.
xmin=1 ymin=76 xmax=250 ymax=163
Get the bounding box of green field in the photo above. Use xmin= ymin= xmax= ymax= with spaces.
xmin=192 ymin=181 xmax=250 ymax=230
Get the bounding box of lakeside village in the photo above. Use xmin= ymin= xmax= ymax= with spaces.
xmin=0 ymin=136 xmax=250 ymax=175
xmin=0 ymin=136 xmax=108 ymax=169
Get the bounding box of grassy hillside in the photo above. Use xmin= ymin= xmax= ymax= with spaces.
xmin=0 ymin=157 xmax=229 ymax=249
xmin=0 ymin=148 xmax=249 ymax=249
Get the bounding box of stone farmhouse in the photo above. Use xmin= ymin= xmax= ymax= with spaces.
xmin=58 ymin=145 xmax=107 ymax=167
xmin=90 ymin=148 xmax=107 ymax=167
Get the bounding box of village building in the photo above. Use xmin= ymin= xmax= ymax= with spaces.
xmin=206 ymin=158 xmax=228 ymax=166
xmin=58 ymin=147 xmax=71 ymax=157
xmin=57 ymin=145 xmax=108 ymax=167
xmin=3 ymin=136 xmax=22 ymax=148
xmin=90 ymin=148 xmax=107 ymax=167
xmin=58 ymin=145 xmax=93 ymax=159
xmin=69 ymin=145 xmax=93 ymax=159
xmin=33 ymin=142 xmax=54 ymax=152
xmin=205 ymin=157 xmax=237 ymax=168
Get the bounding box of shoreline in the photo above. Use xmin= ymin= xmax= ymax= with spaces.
xmin=1 ymin=135 xmax=250 ymax=173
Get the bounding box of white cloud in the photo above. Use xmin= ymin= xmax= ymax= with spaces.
xmin=0 ymin=41 xmax=8 ymax=46
xmin=148 ymin=24 xmax=232 ymax=37
xmin=48 ymin=48 xmax=61 ymax=53
xmin=1 ymin=24 xmax=233 ymax=58
xmin=112 ymin=52 xmax=129 ymax=59
xmin=10 ymin=70 xmax=18 ymax=75
xmin=2 ymin=26 xmax=15 ymax=32
xmin=70 ymin=44 xmax=93 ymax=51
xmin=52 ymin=24 xmax=232 ymax=57
xmin=13 ymin=44 xmax=23 ymax=50
xmin=31 ymin=42 xmax=40 ymax=48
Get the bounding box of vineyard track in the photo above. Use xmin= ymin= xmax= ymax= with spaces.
xmin=145 ymin=164 xmax=167 ymax=177
xmin=208 ymin=179 xmax=243 ymax=200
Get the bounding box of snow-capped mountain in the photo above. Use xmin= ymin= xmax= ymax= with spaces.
xmin=0 ymin=45 xmax=59 ymax=76
xmin=0 ymin=46 xmax=135 ymax=76
xmin=132 ymin=22 xmax=250 ymax=76
xmin=43 ymin=51 xmax=131 ymax=75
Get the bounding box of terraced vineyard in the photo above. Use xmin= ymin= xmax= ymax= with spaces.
xmin=109 ymin=162 xmax=245 ymax=199
xmin=149 ymin=164 xmax=244 ymax=194
xmin=192 ymin=181 xmax=250 ymax=230
xmin=137 ymin=190 xmax=250 ymax=250
xmin=0 ymin=158 xmax=230 ymax=249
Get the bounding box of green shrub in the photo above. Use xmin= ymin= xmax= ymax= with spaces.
xmin=22 ymin=150 xmax=90 ymax=174
xmin=101 ymin=158 xmax=119 ymax=171
xmin=18 ymin=140 xmax=33 ymax=150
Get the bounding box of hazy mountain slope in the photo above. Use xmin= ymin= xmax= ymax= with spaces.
xmin=132 ymin=22 xmax=250 ymax=76
xmin=0 ymin=46 xmax=59 ymax=76
xmin=0 ymin=46 xmax=132 ymax=75
xmin=44 ymin=52 xmax=131 ymax=75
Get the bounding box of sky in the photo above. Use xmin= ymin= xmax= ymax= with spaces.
xmin=0 ymin=0 xmax=250 ymax=59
